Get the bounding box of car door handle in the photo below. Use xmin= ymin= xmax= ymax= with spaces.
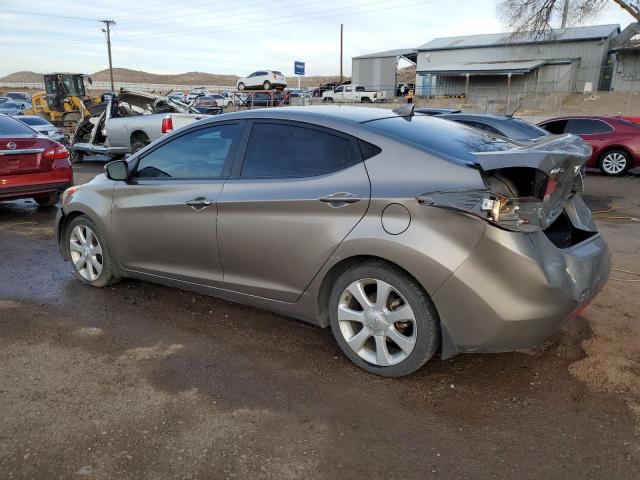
xmin=185 ymin=197 xmax=213 ymax=211
xmin=318 ymin=192 xmax=361 ymax=207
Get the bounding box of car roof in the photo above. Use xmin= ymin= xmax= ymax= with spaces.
xmin=539 ymin=115 xmax=621 ymax=121
xmin=211 ymin=106 xmax=402 ymax=124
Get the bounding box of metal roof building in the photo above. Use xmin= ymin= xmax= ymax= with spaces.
xmin=351 ymin=24 xmax=640 ymax=108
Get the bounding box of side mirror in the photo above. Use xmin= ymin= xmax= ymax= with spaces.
xmin=104 ymin=160 xmax=128 ymax=181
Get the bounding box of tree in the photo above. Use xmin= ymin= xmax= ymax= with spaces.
xmin=497 ymin=0 xmax=640 ymax=37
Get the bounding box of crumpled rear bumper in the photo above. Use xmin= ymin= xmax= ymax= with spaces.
xmin=433 ymin=195 xmax=611 ymax=359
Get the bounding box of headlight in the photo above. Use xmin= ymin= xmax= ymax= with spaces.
xmin=62 ymin=186 xmax=79 ymax=206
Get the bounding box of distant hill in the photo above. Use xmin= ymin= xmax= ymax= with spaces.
xmin=0 ymin=71 xmax=43 ymax=83
xmin=0 ymin=68 xmax=352 ymax=89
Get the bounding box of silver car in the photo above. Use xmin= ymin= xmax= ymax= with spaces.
xmin=55 ymin=106 xmax=610 ymax=376
xmin=17 ymin=115 xmax=65 ymax=142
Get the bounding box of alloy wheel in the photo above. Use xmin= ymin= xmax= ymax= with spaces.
xmin=337 ymin=278 xmax=417 ymax=366
xmin=602 ymin=152 xmax=627 ymax=175
xmin=69 ymin=224 xmax=103 ymax=281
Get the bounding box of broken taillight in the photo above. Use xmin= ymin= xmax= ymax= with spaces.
xmin=161 ymin=115 xmax=173 ymax=134
xmin=418 ymin=166 xmax=584 ymax=233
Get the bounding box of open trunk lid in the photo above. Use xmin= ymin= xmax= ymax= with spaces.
xmin=419 ymin=134 xmax=591 ymax=232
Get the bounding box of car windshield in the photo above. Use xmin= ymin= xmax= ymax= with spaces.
xmin=0 ymin=102 xmax=20 ymax=110
xmin=0 ymin=115 xmax=36 ymax=135
xmin=366 ymin=115 xmax=517 ymax=164
xmin=19 ymin=116 xmax=51 ymax=126
xmin=6 ymin=93 xmax=26 ymax=100
xmin=273 ymin=71 xmax=283 ymax=75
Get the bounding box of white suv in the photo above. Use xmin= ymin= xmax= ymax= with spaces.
xmin=236 ymin=71 xmax=287 ymax=91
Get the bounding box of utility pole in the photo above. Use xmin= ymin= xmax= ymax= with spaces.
xmin=340 ymin=24 xmax=344 ymax=84
xmin=100 ymin=20 xmax=116 ymax=91
xmin=561 ymin=0 xmax=569 ymax=28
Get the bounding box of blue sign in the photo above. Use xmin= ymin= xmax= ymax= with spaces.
xmin=294 ymin=61 xmax=305 ymax=76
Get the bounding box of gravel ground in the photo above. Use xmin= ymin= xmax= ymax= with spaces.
xmin=0 ymin=160 xmax=639 ymax=479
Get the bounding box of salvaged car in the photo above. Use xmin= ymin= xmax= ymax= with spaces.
xmin=55 ymin=106 xmax=610 ymax=377
xmin=1 ymin=113 xmax=73 ymax=207
xmin=69 ymin=90 xmax=210 ymax=162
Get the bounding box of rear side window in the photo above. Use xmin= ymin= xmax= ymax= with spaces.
xmin=566 ymin=119 xmax=613 ymax=135
xmin=367 ymin=115 xmax=515 ymax=164
xmin=540 ymin=120 xmax=568 ymax=134
xmin=136 ymin=124 xmax=242 ymax=179
xmin=241 ymin=123 xmax=356 ymax=178
xmin=0 ymin=115 xmax=35 ymax=135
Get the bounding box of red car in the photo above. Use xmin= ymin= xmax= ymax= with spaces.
xmin=0 ymin=114 xmax=73 ymax=206
xmin=538 ymin=116 xmax=640 ymax=176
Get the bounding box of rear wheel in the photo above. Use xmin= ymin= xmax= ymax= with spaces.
xmin=131 ymin=135 xmax=150 ymax=154
xmin=361 ymin=97 xmax=372 ymax=103
xmin=329 ymin=261 xmax=440 ymax=377
xmin=65 ymin=215 xmax=120 ymax=288
xmin=599 ymin=150 xmax=629 ymax=176
xmin=34 ymin=192 xmax=58 ymax=208
xmin=70 ymin=150 xmax=84 ymax=164
xmin=263 ymin=81 xmax=272 ymax=90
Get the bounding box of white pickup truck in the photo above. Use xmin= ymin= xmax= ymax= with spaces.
xmin=322 ymin=84 xmax=387 ymax=103
xmin=70 ymin=90 xmax=211 ymax=162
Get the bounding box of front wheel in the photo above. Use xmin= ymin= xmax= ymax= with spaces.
xmin=329 ymin=261 xmax=440 ymax=377
xmin=237 ymin=83 xmax=245 ymax=91
xmin=599 ymin=150 xmax=629 ymax=176
xmin=262 ymin=81 xmax=271 ymax=90
xmin=65 ymin=215 xmax=120 ymax=288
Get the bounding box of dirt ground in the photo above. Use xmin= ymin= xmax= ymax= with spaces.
xmin=0 ymin=162 xmax=639 ymax=479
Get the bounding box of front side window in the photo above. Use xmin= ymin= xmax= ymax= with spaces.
xmin=136 ymin=124 xmax=242 ymax=179
xmin=241 ymin=123 xmax=355 ymax=178
xmin=566 ymin=119 xmax=613 ymax=135
xmin=335 ymin=86 xmax=344 ymax=93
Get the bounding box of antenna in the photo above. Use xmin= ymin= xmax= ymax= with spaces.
xmin=392 ymin=103 xmax=416 ymax=118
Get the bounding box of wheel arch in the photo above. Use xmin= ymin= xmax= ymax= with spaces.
xmin=316 ymin=254 xmax=438 ymax=327
xmin=130 ymin=130 xmax=150 ymax=145
xmin=597 ymin=144 xmax=633 ymax=162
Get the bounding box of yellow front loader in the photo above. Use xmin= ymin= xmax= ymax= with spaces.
xmin=27 ymin=73 xmax=100 ymax=128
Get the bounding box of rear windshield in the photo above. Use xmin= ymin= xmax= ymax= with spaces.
xmin=19 ymin=116 xmax=50 ymax=126
xmin=505 ymin=118 xmax=548 ymax=140
xmin=366 ymin=115 xmax=517 ymax=164
xmin=272 ymin=71 xmax=283 ymax=75
xmin=0 ymin=115 xmax=36 ymax=135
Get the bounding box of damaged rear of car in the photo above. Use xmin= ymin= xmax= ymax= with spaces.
xmin=365 ymin=113 xmax=610 ymax=360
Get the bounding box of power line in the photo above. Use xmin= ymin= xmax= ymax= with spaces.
xmin=2 ymin=9 xmax=99 ymax=22
xmin=118 ymin=0 xmax=423 ymax=41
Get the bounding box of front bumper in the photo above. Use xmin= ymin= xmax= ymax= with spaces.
xmin=433 ymin=197 xmax=611 ymax=359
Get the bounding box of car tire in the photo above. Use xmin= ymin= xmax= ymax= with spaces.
xmin=34 ymin=192 xmax=58 ymax=208
xmin=237 ymin=83 xmax=245 ymax=91
xmin=263 ymin=81 xmax=271 ymax=90
xmin=361 ymin=97 xmax=372 ymax=103
xmin=227 ymin=102 xmax=233 ymax=108
xmin=70 ymin=151 xmax=84 ymax=164
xmin=599 ymin=149 xmax=630 ymax=176
xmin=329 ymin=260 xmax=440 ymax=377
xmin=64 ymin=215 xmax=120 ymax=288
xmin=131 ymin=137 xmax=149 ymax=154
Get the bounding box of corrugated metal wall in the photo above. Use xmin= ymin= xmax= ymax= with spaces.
xmin=613 ymin=51 xmax=640 ymax=91
xmin=352 ymin=57 xmax=398 ymax=96
xmin=417 ymin=39 xmax=611 ymax=90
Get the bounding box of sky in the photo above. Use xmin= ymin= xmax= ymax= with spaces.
xmin=0 ymin=0 xmax=635 ymax=77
